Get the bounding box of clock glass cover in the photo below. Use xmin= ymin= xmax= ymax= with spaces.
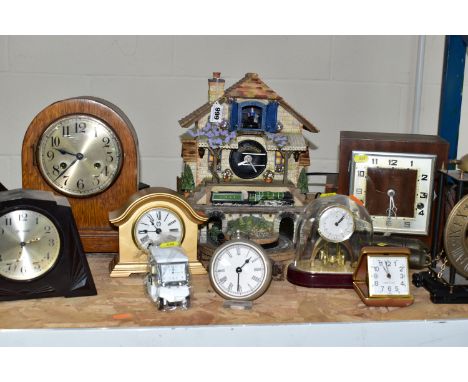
xmin=37 ymin=115 xmax=123 ymax=197
xmin=0 ymin=209 xmax=61 ymax=281
xmin=367 ymin=255 xmax=410 ymax=297
xmin=229 ymin=140 xmax=267 ymax=179
xmin=133 ymin=207 xmax=185 ymax=251
xmin=350 ymin=151 xmax=436 ymax=235
xmin=209 ymin=239 xmax=272 ymax=300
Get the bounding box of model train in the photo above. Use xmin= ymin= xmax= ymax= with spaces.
xmin=211 ymin=190 xmax=294 ymax=206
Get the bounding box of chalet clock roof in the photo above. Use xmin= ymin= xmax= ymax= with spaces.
xmin=178 ymin=72 xmax=319 ymax=133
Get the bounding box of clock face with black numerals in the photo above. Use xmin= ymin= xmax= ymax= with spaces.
xmin=0 ymin=209 xmax=61 ymax=281
xmin=229 ymin=140 xmax=267 ymax=179
xmin=37 ymin=115 xmax=123 ymax=197
xmin=350 ymin=151 xmax=436 ymax=235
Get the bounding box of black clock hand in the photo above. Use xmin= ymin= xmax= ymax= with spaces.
xmin=382 ymin=262 xmax=391 ymax=279
xmin=54 ymin=148 xmax=79 ymax=157
xmin=240 ymin=257 xmax=251 ymax=269
xmin=237 ymin=272 xmax=240 ymax=292
xmin=335 ymin=214 xmax=346 ymax=226
xmin=54 ymin=158 xmax=78 ymax=181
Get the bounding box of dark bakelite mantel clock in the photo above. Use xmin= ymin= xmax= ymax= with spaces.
xmin=22 ymin=97 xmax=139 ymax=253
xmin=0 ymin=189 xmax=96 ymax=301
xmin=229 ymin=140 xmax=267 ymax=179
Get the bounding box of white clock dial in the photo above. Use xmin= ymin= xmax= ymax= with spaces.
xmin=318 ymin=205 xmax=355 ymax=243
xmin=134 ymin=208 xmax=184 ymax=252
xmin=350 ymin=151 xmax=436 ymax=235
xmin=367 ymin=255 xmax=410 ymax=296
xmin=209 ymin=240 xmax=272 ymax=301
xmin=160 ymin=263 xmax=187 ymax=283
xmin=0 ymin=209 xmax=61 ymax=281
xmin=37 ymin=115 xmax=123 ymax=197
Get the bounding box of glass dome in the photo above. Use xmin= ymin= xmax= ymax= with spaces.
xmin=287 ymin=194 xmax=373 ymax=288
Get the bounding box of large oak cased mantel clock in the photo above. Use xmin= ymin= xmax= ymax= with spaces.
xmin=109 ymin=187 xmax=208 ymax=277
xmin=22 ymin=97 xmax=139 ymax=253
xmin=338 ymin=131 xmax=449 ymax=247
xmin=0 ymin=189 xmax=96 ymax=301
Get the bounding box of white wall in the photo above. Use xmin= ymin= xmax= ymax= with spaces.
xmin=0 ymin=35 xmax=465 ymax=190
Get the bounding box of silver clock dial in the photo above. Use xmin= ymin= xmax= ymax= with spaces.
xmin=0 ymin=209 xmax=61 ymax=281
xmin=318 ymin=205 xmax=355 ymax=243
xmin=37 ymin=115 xmax=123 ymax=197
xmin=209 ymin=239 xmax=272 ymax=301
xmin=134 ymin=208 xmax=184 ymax=252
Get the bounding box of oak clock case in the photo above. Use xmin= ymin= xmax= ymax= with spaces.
xmin=353 ymin=246 xmax=414 ymax=307
xmin=22 ymin=97 xmax=139 ymax=253
xmin=287 ymin=194 xmax=373 ymax=288
xmin=109 ymin=187 xmax=208 ymax=277
xmin=209 ymin=239 xmax=272 ymax=301
xmin=0 ymin=189 xmax=96 ymax=301
xmin=338 ymin=131 xmax=449 ymax=248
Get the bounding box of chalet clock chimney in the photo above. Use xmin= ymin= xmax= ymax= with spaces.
xmin=208 ymin=72 xmax=225 ymax=103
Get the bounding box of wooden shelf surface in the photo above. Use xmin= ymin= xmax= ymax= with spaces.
xmin=1 ymin=254 xmax=468 ymax=329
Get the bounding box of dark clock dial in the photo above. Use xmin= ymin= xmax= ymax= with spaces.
xmin=229 ymin=140 xmax=267 ymax=179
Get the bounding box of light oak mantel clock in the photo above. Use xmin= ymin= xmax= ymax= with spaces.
xmin=22 ymin=97 xmax=139 ymax=253
xmin=109 ymin=187 xmax=208 ymax=277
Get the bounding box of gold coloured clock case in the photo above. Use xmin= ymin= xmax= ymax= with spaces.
xmin=109 ymin=187 xmax=208 ymax=277
xmin=444 ymin=195 xmax=468 ymax=278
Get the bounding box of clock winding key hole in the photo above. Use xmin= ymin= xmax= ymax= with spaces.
xmin=60 ymin=162 xmax=67 ymax=169
xmin=94 ymin=162 xmax=101 ymax=169
xmin=417 ymin=203 xmax=424 ymax=210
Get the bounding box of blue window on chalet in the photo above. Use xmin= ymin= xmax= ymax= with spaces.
xmin=229 ymin=100 xmax=278 ymax=132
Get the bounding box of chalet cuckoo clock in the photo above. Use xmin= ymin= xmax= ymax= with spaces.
xmin=178 ymin=72 xmax=319 ymax=278
xmin=22 ymin=97 xmax=140 ymax=253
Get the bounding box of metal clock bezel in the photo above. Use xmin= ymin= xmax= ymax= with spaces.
xmin=317 ymin=204 xmax=355 ymax=243
xmin=36 ymin=114 xmax=124 ymax=198
xmin=209 ymin=239 xmax=272 ymax=301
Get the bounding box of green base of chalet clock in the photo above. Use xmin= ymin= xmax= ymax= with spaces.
xmin=22 ymin=97 xmax=139 ymax=253
xmin=338 ymin=131 xmax=449 ymax=249
xmin=0 ymin=189 xmax=96 ymax=301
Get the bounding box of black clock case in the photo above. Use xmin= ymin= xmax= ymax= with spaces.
xmin=0 ymin=189 xmax=97 ymax=301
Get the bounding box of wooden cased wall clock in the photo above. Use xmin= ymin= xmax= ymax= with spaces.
xmin=338 ymin=131 xmax=449 ymax=247
xmin=0 ymin=189 xmax=96 ymax=301
xmin=22 ymin=97 xmax=139 ymax=253
xmin=109 ymin=187 xmax=208 ymax=277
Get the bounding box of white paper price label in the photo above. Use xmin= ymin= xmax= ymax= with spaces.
xmin=209 ymin=101 xmax=223 ymax=123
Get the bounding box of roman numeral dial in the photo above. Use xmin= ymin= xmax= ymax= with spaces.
xmin=133 ymin=208 xmax=184 ymax=252
xmin=444 ymin=195 xmax=468 ymax=277
xmin=209 ymin=239 xmax=272 ymax=301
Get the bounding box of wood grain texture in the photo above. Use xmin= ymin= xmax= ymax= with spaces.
xmin=337 ymin=131 xmax=449 ymax=247
xmin=22 ymin=97 xmax=139 ymax=253
xmin=1 ymin=254 xmax=468 ymax=329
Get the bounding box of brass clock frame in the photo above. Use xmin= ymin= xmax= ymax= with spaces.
xmin=109 ymin=187 xmax=208 ymax=277
xmin=444 ymin=195 xmax=468 ymax=278
xmin=353 ymin=246 xmax=414 ymax=307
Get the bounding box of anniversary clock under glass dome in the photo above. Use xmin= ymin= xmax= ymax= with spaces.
xmin=287 ymin=194 xmax=373 ymax=288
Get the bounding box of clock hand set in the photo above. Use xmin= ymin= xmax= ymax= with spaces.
xmin=382 ymin=262 xmax=392 ymax=279
xmin=386 ymin=189 xmax=397 ymax=219
xmin=54 ymin=148 xmax=85 ymax=160
xmin=235 ymin=257 xmax=251 ymax=292
xmin=335 ymin=214 xmax=346 ymax=226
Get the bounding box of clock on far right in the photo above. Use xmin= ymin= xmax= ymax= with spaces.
xmin=338 ymin=131 xmax=449 ymax=249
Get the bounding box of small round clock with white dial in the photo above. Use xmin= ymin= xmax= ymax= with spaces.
xmin=0 ymin=209 xmax=61 ymax=281
xmin=209 ymin=239 xmax=272 ymax=301
xmin=133 ymin=207 xmax=185 ymax=252
xmin=318 ymin=205 xmax=355 ymax=243
xmin=37 ymin=115 xmax=123 ymax=197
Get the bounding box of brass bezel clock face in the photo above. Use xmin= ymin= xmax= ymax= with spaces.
xmin=317 ymin=205 xmax=355 ymax=243
xmin=209 ymin=239 xmax=272 ymax=301
xmin=350 ymin=151 xmax=436 ymax=235
xmin=444 ymin=195 xmax=468 ymax=278
xmin=37 ymin=115 xmax=123 ymax=197
xmin=0 ymin=208 xmax=61 ymax=281
xmin=229 ymin=140 xmax=268 ymax=179
xmin=367 ymin=254 xmax=410 ymax=297
xmin=133 ymin=207 xmax=185 ymax=252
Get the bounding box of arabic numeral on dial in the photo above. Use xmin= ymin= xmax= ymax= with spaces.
xmin=374 ymin=280 xmax=379 ymax=286
xmin=93 ymin=175 xmax=100 ymax=186
xmin=51 ymin=136 xmax=61 ymax=147
xmin=75 ymin=122 xmax=86 ymax=133
xmin=355 ymin=188 xmax=363 ymax=195
xmin=47 ymin=150 xmax=55 ymax=160
xmin=358 ymin=170 xmax=365 ymax=177
xmin=404 ymin=221 xmax=411 ymax=228
xmin=418 ymin=210 xmax=425 ymax=216
xmin=44 ymin=225 xmax=51 ymax=234
xmin=52 ymin=164 xmax=60 ymax=176
xmin=102 ymin=136 xmax=110 ymax=148
xmin=389 ymin=159 xmax=397 ymax=166
xmin=63 ymin=175 xmax=69 ymax=186
xmin=372 ymin=158 xmax=378 ymax=164
xmin=49 ymin=239 xmax=55 ymax=247
xmin=0 ymin=254 xmax=2 ymax=262
xmin=62 ymin=125 xmax=70 ymax=136
xmin=4 ymin=218 xmax=11 ymax=226
xmin=76 ymin=179 xmax=85 ymax=189
xmin=421 ymin=174 xmax=428 ymax=181
xmin=18 ymin=212 xmax=28 ymax=222
xmin=420 ymin=192 xmax=428 ymax=198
